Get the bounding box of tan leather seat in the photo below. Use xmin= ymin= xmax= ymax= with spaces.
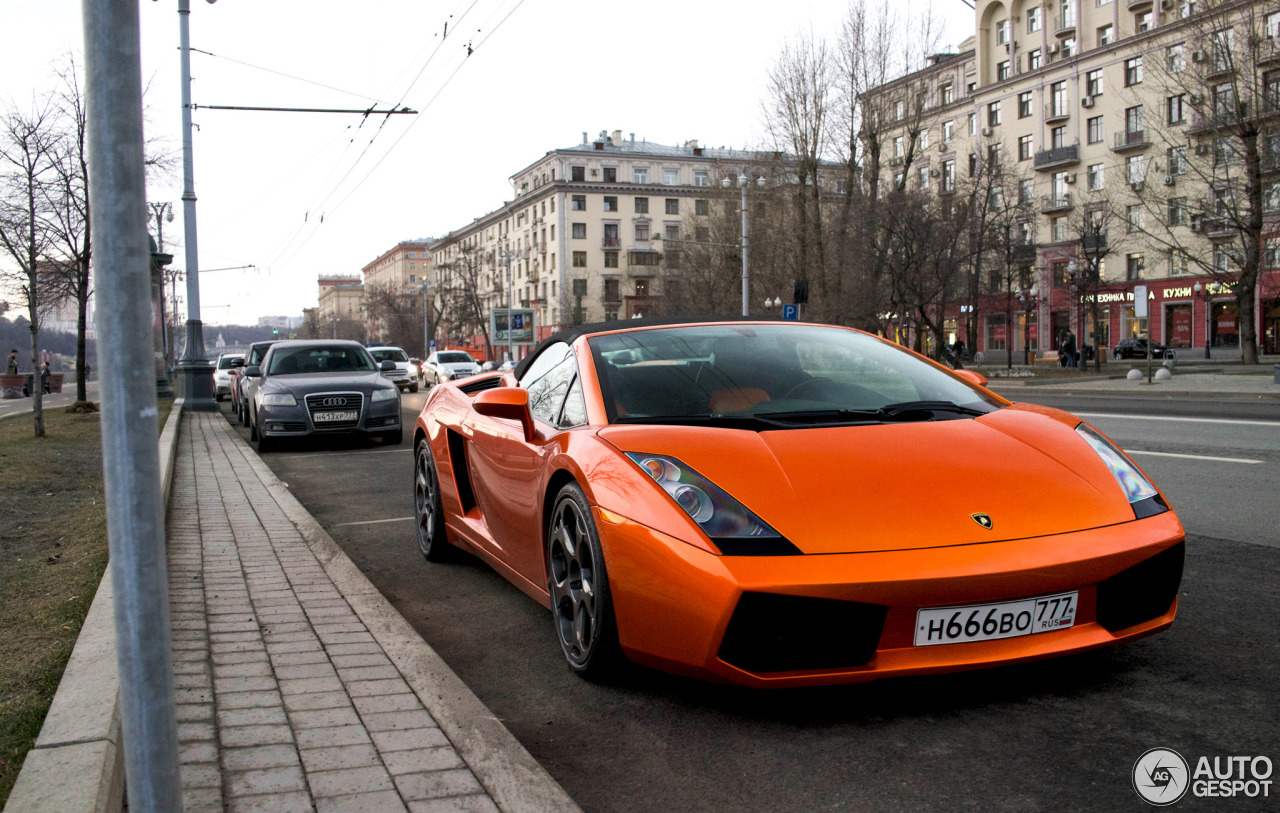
xmin=708 ymin=387 xmax=770 ymax=413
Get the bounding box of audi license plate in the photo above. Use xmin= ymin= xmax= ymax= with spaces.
xmin=313 ymin=410 xmax=357 ymax=423
xmin=914 ymin=591 xmax=1077 ymax=647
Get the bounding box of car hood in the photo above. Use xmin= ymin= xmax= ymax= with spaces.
xmin=596 ymin=404 xmax=1144 ymax=554
xmin=444 ymin=362 xmax=480 ymax=372
xmin=261 ymin=371 xmax=390 ymax=392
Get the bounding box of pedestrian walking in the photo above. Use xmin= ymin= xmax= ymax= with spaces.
xmin=5 ymin=349 xmax=17 ymax=375
xmin=1062 ymin=331 xmax=1078 ymax=368
xmin=40 ymin=362 xmax=51 ymax=394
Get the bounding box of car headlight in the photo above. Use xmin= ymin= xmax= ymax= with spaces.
xmin=1076 ymin=423 xmax=1167 ymax=517
xmin=260 ymin=393 xmax=297 ymax=406
xmin=625 ymin=453 xmax=798 ymax=555
xmin=371 ymin=388 xmax=398 ymax=402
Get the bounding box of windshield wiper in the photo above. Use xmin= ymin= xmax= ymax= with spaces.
xmin=612 ymin=414 xmax=782 ymax=430
xmin=751 ymin=408 xmax=883 ymax=424
xmin=875 ymin=400 xmax=989 ymax=418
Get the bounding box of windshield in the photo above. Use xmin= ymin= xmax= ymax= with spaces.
xmin=267 ymin=345 xmax=376 ymax=375
xmin=438 ymin=352 xmax=474 ymax=364
xmin=370 ymin=348 xmax=409 ymax=363
xmin=588 ymin=324 xmax=1002 ymax=426
xmin=248 ymin=343 xmax=274 ymax=365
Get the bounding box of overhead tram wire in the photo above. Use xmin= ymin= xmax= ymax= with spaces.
xmin=259 ymin=0 xmax=524 ymax=275
xmin=186 ymin=47 xmax=384 ymax=104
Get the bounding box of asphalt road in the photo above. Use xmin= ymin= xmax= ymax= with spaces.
xmin=223 ymin=391 xmax=1279 ymax=812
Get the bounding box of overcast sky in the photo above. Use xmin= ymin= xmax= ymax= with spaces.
xmin=2 ymin=1 xmax=973 ymax=326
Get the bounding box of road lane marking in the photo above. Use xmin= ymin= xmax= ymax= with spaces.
xmin=1076 ymin=412 xmax=1280 ymax=428
xmin=333 ymin=516 xmax=414 ymax=527
xmin=1126 ymin=450 xmax=1263 ymax=464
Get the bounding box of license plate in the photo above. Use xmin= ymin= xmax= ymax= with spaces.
xmin=914 ymin=591 xmax=1078 ymax=647
xmin=313 ymin=410 xmax=357 ymax=423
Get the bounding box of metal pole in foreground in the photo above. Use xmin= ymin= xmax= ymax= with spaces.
xmin=174 ymin=0 xmax=217 ymax=410
xmin=82 ymin=1 xmax=182 ymax=810
xmin=740 ymin=179 xmax=749 ymax=317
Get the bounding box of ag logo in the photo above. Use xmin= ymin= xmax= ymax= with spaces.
xmin=1133 ymin=747 xmax=1190 ymax=806
xmin=970 ymin=513 xmax=993 ymax=530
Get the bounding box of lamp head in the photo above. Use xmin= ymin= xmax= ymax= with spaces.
xmin=737 ymin=174 xmax=748 ymax=187
xmin=721 ymin=177 xmax=731 ymax=188
xmin=1193 ymin=281 xmax=1202 ymax=293
xmin=756 ymin=176 xmax=766 ymax=188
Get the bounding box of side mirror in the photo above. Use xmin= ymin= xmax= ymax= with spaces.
xmin=379 ymin=360 xmax=396 ymax=372
xmin=953 ymin=369 xmax=989 ymax=387
xmin=231 ymin=358 xmax=245 ymax=368
xmin=243 ymin=365 xmax=261 ymax=378
xmin=472 ymin=387 xmax=535 ymax=442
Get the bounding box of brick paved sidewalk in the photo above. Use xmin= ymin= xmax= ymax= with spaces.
xmin=167 ymin=413 xmax=575 ymax=812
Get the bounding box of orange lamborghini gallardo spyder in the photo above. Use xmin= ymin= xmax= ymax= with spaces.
xmin=411 ymin=319 xmax=1183 ymax=688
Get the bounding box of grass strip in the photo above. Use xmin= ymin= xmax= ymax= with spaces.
xmin=0 ymin=401 xmax=171 ymax=805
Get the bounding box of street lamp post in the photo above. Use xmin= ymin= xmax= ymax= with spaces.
xmin=722 ymin=172 xmax=766 ymax=317
xmin=419 ymin=280 xmax=434 ymax=360
xmin=1194 ymin=281 xmax=1211 ymax=359
xmin=173 ymin=0 xmax=217 ymax=410
xmin=1018 ymin=286 xmax=1039 ymax=366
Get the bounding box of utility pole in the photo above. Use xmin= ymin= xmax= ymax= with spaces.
xmin=83 ymin=1 xmax=182 ymax=808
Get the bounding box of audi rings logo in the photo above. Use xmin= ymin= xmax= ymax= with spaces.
xmin=1133 ymin=748 xmax=1190 ymax=806
xmin=318 ymin=397 xmax=348 ymax=407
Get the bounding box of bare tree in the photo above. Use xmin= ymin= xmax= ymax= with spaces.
xmin=1125 ymin=0 xmax=1280 ymax=363
xmin=0 ymin=100 xmax=64 ymax=436
xmin=435 ymin=241 xmax=492 ymax=359
xmin=363 ymin=283 xmax=424 ymax=352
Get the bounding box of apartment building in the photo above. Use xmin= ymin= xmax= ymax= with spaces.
xmin=362 ymin=240 xmax=434 ymax=293
xmin=429 ymin=130 xmax=764 ymax=352
xmin=316 ymin=274 xmax=364 ymax=324
xmin=869 ymin=0 xmax=1280 ymax=358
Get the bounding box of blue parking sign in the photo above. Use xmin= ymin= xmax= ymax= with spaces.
xmin=512 ymin=314 xmax=524 ymax=329
xmin=781 ymin=304 xmax=798 ymax=321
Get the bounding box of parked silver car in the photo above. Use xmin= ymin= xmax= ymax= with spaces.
xmin=368 ymin=345 xmax=418 ymax=392
xmin=423 ymin=350 xmax=482 ymax=385
xmin=234 ymin=340 xmax=280 ymax=426
xmin=244 ymin=340 xmax=402 ymax=453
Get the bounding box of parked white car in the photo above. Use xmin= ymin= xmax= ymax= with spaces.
xmin=213 ymin=353 xmax=245 ymax=401
xmin=423 ymin=350 xmax=482 ymax=385
xmin=368 ymin=346 xmax=418 ymax=392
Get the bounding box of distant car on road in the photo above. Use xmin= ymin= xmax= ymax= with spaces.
xmin=213 ymin=353 xmax=244 ymax=401
xmin=423 ymin=350 xmax=482 ymax=385
xmin=1113 ymin=338 xmax=1175 ymax=360
xmin=368 ymin=346 xmax=418 ymax=393
xmin=233 ymin=341 xmax=280 ymax=426
xmin=245 ymin=340 xmax=402 ymax=454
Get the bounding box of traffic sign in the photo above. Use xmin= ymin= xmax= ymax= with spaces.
xmin=781 ymin=304 xmax=798 ymax=321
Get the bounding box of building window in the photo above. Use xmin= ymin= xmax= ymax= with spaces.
xmin=1028 ymin=7 xmax=1042 ymax=32
xmin=663 ymin=168 xmax=678 ymax=185
xmin=1124 ymin=57 xmax=1143 ymax=86
xmin=998 ymin=61 xmax=1011 ymax=81
xmin=694 ymin=170 xmax=709 ymax=187
xmin=634 ymin=167 xmax=648 ymax=184
xmin=665 ymin=198 xmax=679 ymax=215
xmin=601 ymin=167 xmax=616 ymax=183
xmin=893 ymin=136 xmax=905 ymax=158
xmin=943 ymin=120 xmax=955 ymax=142
xmin=1168 ymin=197 xmax=1188 ymax=226
xmin=1127 ymin=204 xmax=1144 ymax=232
xmin=1062 ymin=38 xmax=1076 ymax=58
xmin=997 ymin=19 xmax=1010 ymax=44
xmin=1126 ymin=253 xmax=1144 ymax=280
xmin=1168 ymin=94 xmax=1186 ymax=124
xmin=603 ymin=196 xmax=618 ymax=212
xmin=895 ymin=99 xmax=906 ymax=120
xmin=1052 ymin=260 xmax=1069 ymax=287
xmin=1051 ymin=126 xmax=1067 ymax=149
xmin=1265 ymin=240 xmax=1280 ymax=268
xmin=918 ymin=166 xmax=930 ymax=189
xmin=941 ymin=160 xmax=956 ymax=191
xmin=1087 ymin=116 xmax=1104 ymax=144
xmin=989 ymin=143 xmax=1003 ymax=167
xmin=918 ymin=129 xmax=930 ymax=151
xmin=604 ymin=279 xmax=620 ymax=300
xmin=1052 ymin=217 xmax=1067 ymax=242
xmin=635 ymin=222 xmax=650 ymax=241
xmin=1136 ymin=11 xmax=1151 ymax=32
xmin=571 ymin=166 xmax=585 ymax=182
xmin=1127 ymin=154 xmax=1145 ymax=184
xmin=1019 ymin=92 xmax=1033 ymax=118
xmin=695 ymin=199 xmax=709 ymax=215
xmin=941 ymin=85 xmax=954 ymax=104
xmin=572 ymin=195 xmax=586 ymax=210
xmin=1086 ymin=69 xmax=1103 ymax=97
xmin=1212 ymin=28 xmax=1234 ymax=73
xmin=664 ymin=224 xmax=680 ymax=242
xmin=1215 ymin=82 xmax=1236 ymax=119
xmin=572 ymin=223 xmax=586 ymax=239
xmin=1098 ymin=25 xmax=1113 ymax=46
xmin=573 ymin=251 xmax=587 ymax=267
xmin=1028 ymin=49 xmax=1042 ymax=70
xmin=1266 ymin=181 xmax=1280 ymax=211
xmin=604 ymin=252 xmax=619 ymax=268
xmin=1167 ymin=44 xmax=1185 ymax=73
xmin=1020 ymin=178 xmax=1035 ymax=204
xmin=988 ymin=101 xmax=1002 ymax=127
xmin=1051 ymin=81 xmax=1068 ymax=117
xmin=1168 ymin=146 xmax=1187 ymax=175
xmin=1088 ymin=162 xmax=1104 ymax=190
xmin=967 ymin=81 xmax=977 ymax=96
xmin=634 ymin=197 xmax=648 ymax=213
xmin=1019 ymin=135 xmax=1033 ymax=161
xmin=1125 ymin=105 xmax=1144 ymax=134
xmin=968 ymin=113 xmax=977 ymax=135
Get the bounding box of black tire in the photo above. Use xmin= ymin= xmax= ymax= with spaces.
xmin=410 ymin=382 xmax=419 ymax=393
xmin=413 ymin=437 xmax=450 ymax=561
xmin=546 ymin=483 xmax=622 ymax=680
xmin=254 ymin=415 xmax=272 ymax=454
xmin=383 ymin=426 xmax=403 ymax=445
xmin=249 ymin=406 xmax=258 ymax=441
xmin=240 ymin=399 xmax=250 ymax=427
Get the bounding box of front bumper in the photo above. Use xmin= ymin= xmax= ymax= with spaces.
xmin=258 ymin=396 xmax=400 ymax=438
xmin=596 ymin=509 xmax=1184 ymax=688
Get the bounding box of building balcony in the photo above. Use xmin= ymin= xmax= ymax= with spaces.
xmin=1040 ymin=193 xmax=1074 ymax=213
xmin=1112 ymin=129 xmax=1150 ymax=152
xmin=1034 ymin=144 xmax=1079 ymax=171
xmin=1012 ymin=243 xmax=1037 ymax=262
xmin=1054 ymin=14 xmax=1077 ymax=38
xmin=1044 ymin=103 xmax=1071 ymax=124
xmin=1127 ymin=0 xmax=1151 ymax=10
xmin=602 ymin=236 xmax=620 ymax=249
xmin=1259 ymin=37 xmax=1280 ymax=67
xmin=1082 ymin=232 xmax=1108 ymax=254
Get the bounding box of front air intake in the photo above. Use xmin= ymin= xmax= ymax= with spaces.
xmin=1097 ymin=542 xmax=1184 ymax=632
xmin=718 ymin=592 xmax=887 ymax=674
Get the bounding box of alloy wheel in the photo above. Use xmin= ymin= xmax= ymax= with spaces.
xmin=548 ymin=497 xmax=597 ymax=667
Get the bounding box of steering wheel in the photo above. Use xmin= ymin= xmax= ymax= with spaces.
xmin=779 ymin=377 xmax=833 ymax=400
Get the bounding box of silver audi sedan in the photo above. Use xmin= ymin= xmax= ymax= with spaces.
xmin=243 ymin=340 xmax=402 ymax=453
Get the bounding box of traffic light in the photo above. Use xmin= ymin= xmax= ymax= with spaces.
xmin=272 ymin=328 xmax=279 ymax=335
